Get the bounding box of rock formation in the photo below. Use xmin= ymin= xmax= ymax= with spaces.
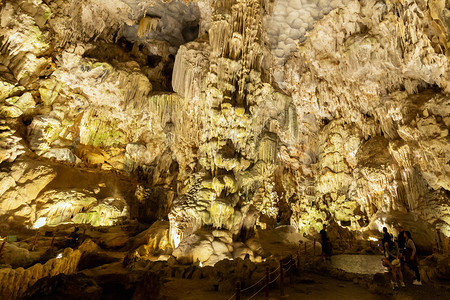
xmin=0 ymin=245 xmax=85 ymax=299
xmin=0 ymin=0 xmax=448 ymax=269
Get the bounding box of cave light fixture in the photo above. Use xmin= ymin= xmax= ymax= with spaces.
xmin=171 ymin=225 xmax=182 ymax=248
xmin=33 ymin=217 xmax=47 ymax=229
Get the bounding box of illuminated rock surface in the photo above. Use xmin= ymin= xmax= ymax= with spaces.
xmin=0 ymin=0 xmax=449 ymax=298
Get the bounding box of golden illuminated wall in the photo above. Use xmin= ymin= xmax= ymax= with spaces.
xmin=0 ymin=0 xmax=448 ymax=251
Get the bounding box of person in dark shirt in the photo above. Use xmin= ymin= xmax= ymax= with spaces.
xmin=397 ymin=226 xmax=406 ymax=248
xmin=382 ymin=227 xmax=391 ymax=255
xmin=382 ymin=227 xmax=391 ymax=244
xmin=320 ymin=224 xmax=332 ymax=259
xmin=396 ymin=225 xmax=406 ymax=264
xmin=65 ymin=227 xmax=80 ymax=248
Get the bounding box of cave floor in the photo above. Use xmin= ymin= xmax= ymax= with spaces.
xmin=4 ymin=226 xmax=450 ymax=299
xmin=163 ymin=274 xmax=384 ymax=300
xmin=161 ymin=272 xmax=450 ymax=300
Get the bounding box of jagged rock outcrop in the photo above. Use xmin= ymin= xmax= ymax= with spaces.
xmin=0 ymin=246 xmax=83 ymax=299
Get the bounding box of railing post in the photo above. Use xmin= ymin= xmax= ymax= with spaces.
xmin=304 ymin=241 xmax=307 ymax=258
xmin=0 ymin=240 xmax=6 ymax=258
xmin=235 ymin=281 xmax=240 ymax=300
xmin=265 ymin=267 xmax=269 ymax=299
xmin=313 ymin=238 xmax=316 ymax=256
xmin=31 ymin=230 xmax=40 ymax=251
xmin=290 ymin=259 xmax=294 ymax=284
xmin=279 ymin=260 xmax=284 ymax=296
xmin=436 ymin=229 xmax=442 ymax=253
xmin=50 ymin=231 xmax=56 ymax=249
xmin=296 ymin=250 xmax=300 ymax=275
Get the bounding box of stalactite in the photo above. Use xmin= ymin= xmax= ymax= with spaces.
xmin=257 ymin=133 xmax=277 ymax=164
xmin=137 ymin=16 xmax=160 ymax=38
xmin=148 ymin=93 xmax=180 ymax=125
xmin=1 ymin=0 xmax=449 ymax=257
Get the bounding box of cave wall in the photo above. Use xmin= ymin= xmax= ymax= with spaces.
xmin=0 ymin=0 xmax=448 ymax=249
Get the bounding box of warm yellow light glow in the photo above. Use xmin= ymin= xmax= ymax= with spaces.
xmin=374 ymin=218 xmax=386 ymax=232
xmin=173 ymin=234 xmax=181 ymax=248
xmin=56 ymin=253 xmax=62 ymax=259
xmin=199 ymin=261 xmax=203 ymax=267
xmin=171 ymin=226 xmax=182 ymax=249
xmin=159 ymin=238 xmax=169 ymax=250
xmin=33 ymin=217 xmax=47 ymax=229
xmin=368 ymin=237 xmax=378 ymax=241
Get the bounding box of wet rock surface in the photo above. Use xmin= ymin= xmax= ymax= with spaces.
xmin=331 ymin=254 xmax=387 ymax=275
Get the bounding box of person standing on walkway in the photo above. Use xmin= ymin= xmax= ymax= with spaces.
xmin=396 ymin=225 xmax=406 ymax=260
xmin=434 ymin=227 xmax=443 ymax=253
xmin=384 ymin=238 xmax=405 ymax=289
xmin=320 ymin=224 xmax=332 ymax=260
xmin=404 ymin=231 xmax=422 ymax=285
xmin=65 ymin=227 xmax=80 ymax=249
xmin=382 ymin=227 xmax=391 ymax=256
